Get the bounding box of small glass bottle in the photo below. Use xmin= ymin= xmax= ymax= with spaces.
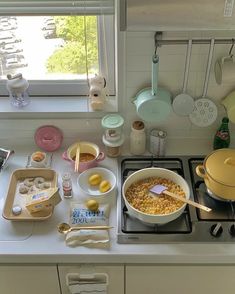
xmin=130 ymin=121 xmax=146 ymax=155
xmin=62 ymin=173 xmax=73 ymax=198
xmin=213 ymin=117 xmax=230 ymax=150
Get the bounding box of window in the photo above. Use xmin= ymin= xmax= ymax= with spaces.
xmin=0 ymin=1 xmax=115 ymax=98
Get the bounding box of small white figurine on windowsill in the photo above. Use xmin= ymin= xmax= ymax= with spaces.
xmin=88 ymin=75 xmax=107 ymax=111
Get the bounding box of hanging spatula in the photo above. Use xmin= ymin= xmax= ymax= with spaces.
xmin=150 ymin=184 xmax=212 ymax=212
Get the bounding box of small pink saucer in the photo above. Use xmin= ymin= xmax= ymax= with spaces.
xmin=34 ymin=125 xmax=63 ymax=152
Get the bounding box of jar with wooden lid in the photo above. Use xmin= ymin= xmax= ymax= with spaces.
xmin=130 ymin=120 xmax=146 ymax=155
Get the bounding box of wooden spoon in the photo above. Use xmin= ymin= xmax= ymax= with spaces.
xmin=150 ymin=184 xmax=212 ymax=213
xmin=74 ymin=144 xmax=80 ymax=172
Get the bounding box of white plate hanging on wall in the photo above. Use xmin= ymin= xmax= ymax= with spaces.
xmin=189 ymin=39 xmax=218 ymax=127
xmin=173 ymin=40 xmax=195 ymax=116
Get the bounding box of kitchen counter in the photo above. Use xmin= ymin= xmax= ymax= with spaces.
xmin=1 ymin=144 xmax=235 ymax=265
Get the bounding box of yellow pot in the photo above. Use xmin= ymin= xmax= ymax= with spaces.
xmin=196 ymin=148 xmax=235 ymax=200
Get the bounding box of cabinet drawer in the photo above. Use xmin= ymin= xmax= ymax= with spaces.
xmin=0 ymin=265 xmax=60 ymax=294
xmin=126 ymin=265 xmax=235 ymax=294
xmin=58 ymin=264 xmax=124 ymax=294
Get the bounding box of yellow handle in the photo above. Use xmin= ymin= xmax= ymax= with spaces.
xmin=224 ymin=157 xmax=235 ymax=166
xmin=195 ymin=165 xmax=206 ymax=178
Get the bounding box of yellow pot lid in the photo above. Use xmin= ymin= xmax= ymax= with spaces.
xmin=205 ymin=148 xmax=235 ymax=186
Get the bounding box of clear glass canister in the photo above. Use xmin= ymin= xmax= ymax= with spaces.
xmin=102 ymin=135 xmax=124 ymax=157
xmin=102 ymin=114 xmax=124 ymax=157
xmin=102 ymin=114 xmax=124 ymax=142
xmin=130 ymin=120 xmax=146 ymax=155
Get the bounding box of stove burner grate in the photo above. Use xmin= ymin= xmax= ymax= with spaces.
xmin=117 ymin=156 xmax=235 ymax=243
xmin=121 ymin=205 xmax=192 ymax=234
xmin=206 ymin=187 xmax=235 ymax=202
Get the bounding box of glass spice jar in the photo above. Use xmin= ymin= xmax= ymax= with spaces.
xmin=62 ymin=172 xmax=73 ymax=198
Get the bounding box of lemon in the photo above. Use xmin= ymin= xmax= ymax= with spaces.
xmin=86 ymin=199 xmax=99 ymax=212
xmin=88 ymin=173 xmax=102 ymax=186
xmin=99 ymin=180 xmax=111 ymax=193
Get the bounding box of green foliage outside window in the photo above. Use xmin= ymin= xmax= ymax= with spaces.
xmin=46 ymin=16 xmax=99 ymax=75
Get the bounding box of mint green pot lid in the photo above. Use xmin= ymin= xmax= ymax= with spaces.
xmin=102 ymin=114 xmax=124 ymax=129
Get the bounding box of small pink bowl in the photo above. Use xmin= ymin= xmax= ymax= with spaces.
xmin=62 ymin=141 xmax=105 ymax=173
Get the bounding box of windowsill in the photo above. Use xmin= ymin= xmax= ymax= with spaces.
xmin=0 ymin=96 xmax=118 ymax=119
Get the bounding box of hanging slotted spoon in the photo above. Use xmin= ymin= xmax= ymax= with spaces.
xmin=189 ymin=39 xmax=218 ymax=127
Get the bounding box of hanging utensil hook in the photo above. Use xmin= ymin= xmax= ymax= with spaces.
xmin=154 ymin=32 xmax=162 ymax=56
xmin=229 ymin=38 xmax=235 ymax=57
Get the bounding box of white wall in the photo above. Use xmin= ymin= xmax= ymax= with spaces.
xmin=1 ymin=30 xmax=235 ymax=154
xmin=123 ymin=31 xmax=235 ymax=147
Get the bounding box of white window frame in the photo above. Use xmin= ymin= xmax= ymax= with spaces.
xmin=0 ymin=15 xmax=115 ymax=97
xmin=0 ymin=0 xmax=121 ymax=118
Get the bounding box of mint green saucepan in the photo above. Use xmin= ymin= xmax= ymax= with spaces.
xmin=133 ymin=54 xmax=172 ymax=123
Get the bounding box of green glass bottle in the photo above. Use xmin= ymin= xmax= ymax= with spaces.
xmin=213 ymin=117 xmax=230 ymax=150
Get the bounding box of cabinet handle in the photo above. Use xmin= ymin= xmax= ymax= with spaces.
xmin=66 ymin=273 xmax=109 ymax=294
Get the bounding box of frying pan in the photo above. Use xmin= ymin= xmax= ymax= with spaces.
xmin=122 ymin=167 xmax=190 ymax=225
xmin=133 ymin=53 xmax=172 ymax=123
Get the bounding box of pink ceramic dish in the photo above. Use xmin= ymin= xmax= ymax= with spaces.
xmin=35 ymin=125 xmax=63 ymax=152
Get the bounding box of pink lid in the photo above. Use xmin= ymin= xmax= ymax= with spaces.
xmin=34 ymin=125 xmax=63 ymax=152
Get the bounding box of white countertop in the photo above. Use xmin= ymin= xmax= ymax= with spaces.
xmin=1 ymin=144 xmax=235 ymax=265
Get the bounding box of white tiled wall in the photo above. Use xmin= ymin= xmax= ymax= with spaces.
xmin=123 ymin=31 xmax=235 ymax=145
xmin=1 ymin=30 xmax=235 ymax=152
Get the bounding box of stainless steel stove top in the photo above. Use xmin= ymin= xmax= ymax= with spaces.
xmin=117 ymin=156 xmax=235 ymax=243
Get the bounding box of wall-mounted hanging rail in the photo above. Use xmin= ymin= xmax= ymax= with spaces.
xmin=155 ymin=32 xmax=235 ymax=48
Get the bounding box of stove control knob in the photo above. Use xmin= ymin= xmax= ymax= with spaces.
xmin=210 ymin=223 xmax=223 ymax=237
xmin=229 ymin=224 xmax=235 ymax=237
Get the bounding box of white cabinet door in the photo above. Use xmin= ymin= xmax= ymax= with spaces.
xmin=126 ymin=265 xmax=235 ymax=294
xmin=120 ymin=0 xmax=235 ymax=31
xmin=59 ymin=265 xmax=124 ymax=294
xmin=0 ymin=265 xmax=60 ymax=294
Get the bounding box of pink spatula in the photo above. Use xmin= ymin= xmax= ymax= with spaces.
xmin=150 ymin=185 xmax=212 ymax=213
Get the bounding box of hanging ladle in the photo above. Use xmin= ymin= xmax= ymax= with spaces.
xmin=172 ymin=39 xmax=195 ymax=116
xmin=57 ymin=222 xmax=113 ymax=234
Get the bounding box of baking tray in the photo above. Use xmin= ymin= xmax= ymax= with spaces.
xmin=2 ymin=168 xmax=58 ymax=221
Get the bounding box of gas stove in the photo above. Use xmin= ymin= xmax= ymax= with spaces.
xmin=117 ymin=156 xmax=235 ymax=243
